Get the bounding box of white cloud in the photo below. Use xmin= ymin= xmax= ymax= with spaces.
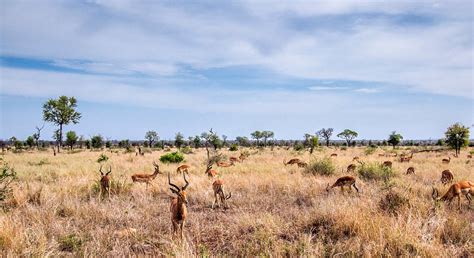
xmin=354 ymin=88 xmax=378 ymax=93
xmin=309 ymin=86 xmax=349 ymax=91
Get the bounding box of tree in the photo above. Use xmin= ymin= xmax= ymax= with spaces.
xmin=222 ymin=135 xmax=228 ymax=147
xmin=91 ymin=135 xmax=103 ymax=149
xmin=33 ymin=124 xmax=44 ymax=148
xmin=251 ymin=131 xmax=262 ymax=146
xmin=43 ymin=96 xmax=81 ymax=152
xmin=317 ymin=128 xmax=334 ymax=147
xmin=175 ymin=132 xmax=184 ymax=150
xmin=25 ymin=136 xmax=35 ymax=148
xmin=387 ymin=131 xmax=403 ymax=149
xmin=193 ymin=135 xmax=201 ymax=149
xmin=145 ymin=131 xmax=159 ymax=148
xmin=309 ymin=135 xmax=319 ymax=154
xmin=337 ymin=129 xmax=358 ymax=146
xmin=65 ymin=131 xmax=78 ymax=150
xmin=236 ymin=136 xmax=250 ymax=147
xmin=445 ymin=123 xmax=470 ymax=156
xmin=304 ymin=133 xmax=312 ymax=148
xmin=261 ymin=131 xmax=274 ymax=146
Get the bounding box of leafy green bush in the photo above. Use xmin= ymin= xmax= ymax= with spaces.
xmin=181 ymin=146 xmax=193 ymax=154
xmin=293 ymin=143 xmax=304 ymax=151
xmin=97 ymin=154 xmax=109 ymax=163
xmin=357 ymin=162 xmax=395 ymax=182
xmin=364 ymin=146 xmax=377 ymax=155
xmin=0 ymin=161 xmax=16 ymax=203
xmin=340 ymin=146 xmax=347 ymax=151
xmin=304 ymin=157 xmax=335 ymax=176
xmin=59 ymin=234 xmax=82 ymax=252
xmin=160 ymin=152 xmax=185 ymax=163
xmin=229 ymin=144 xmax=238 ymax=151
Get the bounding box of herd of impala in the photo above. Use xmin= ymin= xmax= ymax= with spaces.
xmin=96 ymin=150 xmax=473 ymax=240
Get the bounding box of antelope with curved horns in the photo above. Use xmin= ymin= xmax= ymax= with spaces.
xmin=284 ymin=158 xmax=301 ymax=166
xmin=169 ymin=172 xmax=189 ymax=240
xmin=205 ymin=160 xmax=218 ymax=178
xmin=99 ymin=165 xmax=112 ymax=199
xmin=432 ymin=181 xmax=474 ymax=210
xmin=212 ymin=179 xmax=232 ymax=209
xmin=176 ymin=164 xmax=190 ymax=174
xmin=131 ymin=162 xmax=162 ymax=186
xmin=406 ymin=167 xmax=415 ymax=175
xmin=442 ymin=156 xmax=451 ymax=164
xmin=382 ymin=161 xmax=392 ymax=168
xmin=441 ymin=169 xmax=454 ymax=185
xmin=326 ymin=176 xmax=359 ymax=194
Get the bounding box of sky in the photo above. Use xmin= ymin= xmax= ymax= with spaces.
xmin=0 ymin=0 xmax=473 ymax=141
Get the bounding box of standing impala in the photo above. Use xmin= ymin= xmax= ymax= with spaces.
xmin=176 ymin=164 xmax=190 ymax=174
xmin=212 ymin=179 xmax=232 ymax=209
xmin=432 ymin=180 xmax=474 ymax=210
xmin=326 ymin=176 xmax=359 ymax=194
xmin=131 ymin=162 xmax=162 ymax=186
xmin=99 ymin=165 xmax=112 ymax=199
xmin=169 ymin=172 xmax=189 ymax=240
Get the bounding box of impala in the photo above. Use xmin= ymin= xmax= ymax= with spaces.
xmin=297 ymin=161 xmax=308 ymax=168
xmin=432 ymin=180 xmax=474 ymax=210
xmin=284 ymin=158 xmax=301 ymax=166
xmin=406 ymin=167 xmax=415 ymax=175
xmin=400 ymin=153 xmax=413 ymax=162
xmin=352 ymin=156 xmax=360 ymax=162
xmin=169 ymin=172 xmax=189 ymax=240
xmin=467 ymin=154 xmax=472 ymax=159
xmin=442 ymin=157 xmax=451 ymax=164
xmin=347 ymin=164 xmax=356 ymax=173
xmin=176 ymin=164 xmax=190 ymax=174
xmin=131 ymin=162 xmax=162 ymax=185
xmin=239 ymin=153 xmax=248 ymax=162
xmin=205 ymin=161 xmax=218 ymax=178
xmin=382 ymin=161 xmax=392 ymax=168
xmin=330 ymin=153 xmax=338 ymax=157
xmin=441 ymin=170 xmax=454 ymax=185
xmin=99 ymin=165 xmax=112 ymax=199
xmin=229 ymin=157 xmax=241 ymax=163
xmin=326 ymin=176 xmax=359 ymax=193
xmin=217 ymin=161 xmax=234 ymax=167
xmin=212 ymin=179 xmax=232 ymax=209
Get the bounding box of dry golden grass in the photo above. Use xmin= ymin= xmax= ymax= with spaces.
xmin=0 ymin=147 xmax=473 ymax=256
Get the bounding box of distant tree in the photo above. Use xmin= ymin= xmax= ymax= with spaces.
xmin=118 ymin=139 xmax=130 ymax=149
xmin=304 ymin=133 xmax=312 ymax=148
xmin=193 ymin=135 xmax=201 ymax=149
xmin=175 ymin=132 xmax=184 ymax=150
xmin=436 ymin=139 xmax=445 ymax=146
xmin=445 ymin=123 xmax=470 ymax=156
xmin=317 ymin=128 xmax=334 ymax=147
xmin=236 ymin=136 xmax=250 ymax=147
xmin=145 ymin=131 xmax=159 ymax=148
xmin=387 ymin=131 xmax=403 ymax=149
xmin=261 ymin=131 xmax=274 ymax=146
xmin=33 ymin=124 xmax=45 ymax=148
xmin=25 ymin=136 xmax=35 ymax=148
xmin=105 ymin=141 xmax=112 ymax=149
xmin=65 ymin=131 xmax=78 ymax=150
xmin=337 ymin=129 xmax=358 ymax=146
xmin=309 ymin=135 xmax=319 ymax=154
xmin=85 ymin=139 xmax=91 ymax=149
xmin=91 ymin=135 xmax=103 ymax=149
xmin=222 ymin=135 xmax=228 ymax=147
xmin=42 ymin=96 xmax=81 ymax=153
xmin=251 ymin=131 xmax=262 ymax=146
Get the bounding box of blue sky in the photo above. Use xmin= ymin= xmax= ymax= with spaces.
xmin=0 ymin=1 xmax=473 ymax=141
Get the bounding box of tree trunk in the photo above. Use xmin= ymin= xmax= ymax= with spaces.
xmin=58 ymin=123 xmax=63 ymax=153
xmin=326 ymin=139 xmax=329 ymax=147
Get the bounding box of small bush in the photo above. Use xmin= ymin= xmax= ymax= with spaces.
xmin=364 ymin=146 xmax=377 ymax=155
xmin=340 ymin=146 xmax=348 ymax=151
xmin=357 ymin=162 xmax=395 ymax=182
xmin=97 ymin=154 xmax=109 ymax=163
xmin=28 ymin=158 xmax=50 ymax=166
xmin=304 ymin=157 xmax=335 ymax=176
xmin=181 ymin=146 xmax=193 ymax=154
xmin=0 ymin=162 xmax=16 ymax=203
xmin=59 ymin=234 xmax=82 ymax=252
xmin=293 ymin=143 xmax=304 ymax=151
xmin=160 ymin=152 xmax=185 ymax=163
xmin=379 ymin=190 xmax=409 ymax=215
xmin=229 ymin=144 xmax=238 ymax=151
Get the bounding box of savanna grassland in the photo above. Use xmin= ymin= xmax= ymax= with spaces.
xmin=0 ymin=146 xmax=473 ymax=257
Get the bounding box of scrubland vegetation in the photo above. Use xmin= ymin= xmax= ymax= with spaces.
xmin=0 ymin=146 xmax=472 ymax=256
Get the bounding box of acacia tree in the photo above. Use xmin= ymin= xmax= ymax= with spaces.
xmin=251 ymin=131 xmax=262 ymax=146
xmin=261 ymin=131 xmax=274 ymax=147
xmin=387 ymin=131 xmax=403 ymax=149
xmin=337 ymin=129 xmax=358 ymax=146
xmin=445 ymin=123 xmax=470 ymax=156
xmin=33 ymin=124 xmax=44 ymax=148
xmin=65 ymin=131 xmax=78 ymax=150
xmin=317 ymin=128 xmax=333 ymax=147
xmin=43 ymin=96 xmax=81 ymax=152
xmin=175 ymin=132 xmax=184 ymax=150
xmin=145 ymin=131 xmax=159 ymax=148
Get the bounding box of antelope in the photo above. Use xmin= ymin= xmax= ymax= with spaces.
xmin=382 ymin=161 xmax=392 ymax=168
xmin=400 ymin=153 xmax=413 ymax=162
xmin=352 ymin=157 xmax=360 ymax=162
xmin=347 ymin=164 xmax=356 ymax=173
xmin=205 ymin=162 xmax=218 ymax=178
xmin=330 ymin=153 xmax=338 ymax=157
xmin=432 ymin=181 xmax=474 ymax=210
xmin=406 ymin=167 xmax=415 ymax=175
xmin=441 ymin=169 xmax=454 ymax=185
xmin=326 ymin=176 xmax=359 ymax=193
xmin=217 ymin=161 xmax=234 ymax=167
xmin=99 ymin=165 xmax=112 ymax=199
xmin=467 ymin=154 xmax=472 ymax=159
xmin=284 ymin=158 xmax=301 ymax=166
xmin=176 ymin=164 xmax=190 ymax=174
xmin=212 ymin=179 xmax=232 ymax=209
xmin=239 ymin=153 xmax=248 ymax=162
xmin=168 ymin=172 xmax=189 ymax=240
xmin=229 ymin=157 xmax=241 ymax=163
xmin=442 ymin=157 xmax=451 ymax=164
xmin=131 ymin=162 xmax=162 ymax=185
xmin=378 ymin=153 xmax=385 ymax=157
xmin=297 ymin=161 xmax=308 ymax=168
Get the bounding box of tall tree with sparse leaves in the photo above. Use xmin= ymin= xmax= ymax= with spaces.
xmin=317 ymin=128 xmax=333 ymax=147
xmin=43 ymin=96 xmax=81 ymax=152
xmin=145 ymin=131 xmax=159 ymax=148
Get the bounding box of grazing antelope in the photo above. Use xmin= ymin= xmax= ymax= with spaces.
xmin=326 ymin=176 xmax=359 ymax=193
xmin=176 ymin=164 xmax=190 ymax=174
xmin=297 ymin=161 xmax=308 ymax=168
xmin=442 ymin=157 xmax=451 ymax=164
xmin=99 ymin=165 xmax=112 ymax=199
xmin=378 ymin=153 xmax=385 ymax=157
xmin=347 ymin=164 xmax=356 ymax=173
xmin=330 ymin=153 xmax=338 ymax=157
xmin=205 ymin=162 xmax=218 ymax=178
xmin=168 ymin=172 xmax=189 ymax=240
xmin=131 ymin=162 xmax=162 ymax=186
xmin=432 ymin=181 xmax=474 ymax=210
xmin=212 ymin=179 xmax=232 ymax=209
xmin=406 ymin=167 xmax=415 ymax=175
xmin=352 ymin=156 xmax=360 ymax=162
xmin=217 ymin=160 xmax=234 ymax=167
xmin=440 ymin=169 xmax=454 ymax=185
xmin=284 ymin=158 xmax=301 ymax=166
xmin=229 ymin=157 xmax=241 ymax=163
xmin=382 ymin=161 xmax=392 ymax=168
xmin=467 ymin=154 xmax=472 ymax=159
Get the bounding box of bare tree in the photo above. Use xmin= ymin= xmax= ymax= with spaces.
xmin=33 ymin=124 xmax=45 ymax=148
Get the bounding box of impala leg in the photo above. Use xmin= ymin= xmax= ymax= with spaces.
xmin=340 ymin=186 xmax=344 ymax=194
xmin=352 ymin=183 xmax=359 ymax=193
xmin=180 ymin=221 xmax=185 ymax=240
xmin=212 ymin=192 xmax=218 ymax=209
xmin=457 ymin=195 xmax=461 ymax=210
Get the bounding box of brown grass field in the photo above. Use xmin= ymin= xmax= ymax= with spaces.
xmin=0 ymin=147 xmax=473 ymax=256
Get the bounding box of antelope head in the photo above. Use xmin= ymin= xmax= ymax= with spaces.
xmin=99 ymin=165 xmax=112 ymax=177
xmin=153 ymin=161 xmax=162 ymax=174
xmin=168 ymin=172 xmax=189 ymax=205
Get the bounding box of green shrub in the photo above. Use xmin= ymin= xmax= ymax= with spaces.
xmin=0 ymin=161 xmax=16 ymax=203
xmin=364 ymin=146 xmax=377 ymax=155
xmin=293 ymin=143 xmax=304 ymax=151
xmin=229 ymin=144 xmax=238 ymax=151
xmin=59 ymin=234 xmax=82 ymax=252
xmin=181 ymin=146 xmax=193 ymax=154
xmin=340 ymin=146 xmax=348 ymax=151
xmin=357 ymin=162 xmax=395 ymax=182
xmin=97 ymin=154 xmax=109 ymax=163
xmin=160 ymin=152 xmax=185 ymax=163
xmin=304 ymin=157 xmax=335 ymax=176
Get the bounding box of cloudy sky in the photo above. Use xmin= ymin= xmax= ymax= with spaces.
xmin=0 ymin=0 xmax=473 ymax=141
